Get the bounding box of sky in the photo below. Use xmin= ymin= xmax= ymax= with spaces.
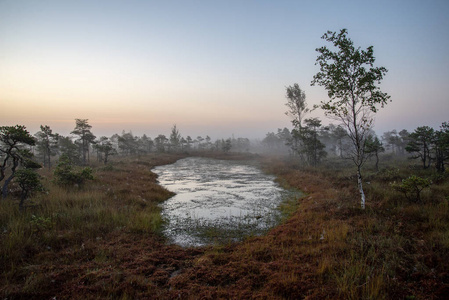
xmin=1 ymin=0 xmax=448 ymax=140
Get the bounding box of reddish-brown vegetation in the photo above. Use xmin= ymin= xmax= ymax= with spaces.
xmin=1 ymin=153 xmax=448 ymax=299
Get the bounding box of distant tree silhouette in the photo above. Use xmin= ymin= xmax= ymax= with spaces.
xmin=406 ymin=126 xmax=435 ymax=169
xmin=196 ymin=136 xmax=204 ymax=150
xmin=35 ymin=125 xmax=59 ymax=169
xmin=330 ymin=125 xmax=349 ymax=158
xmin=118 ymin=131 xmax=138 ymax=155
xmin=262 ymin=132 xmax=282 ymax=152
xmin=58 ymin=136 xmax=80 ymax=164
xmin=169 ymin=125 xmax=181 ymax=152
xmin=155 ymin=135 xmax=168 ymax=152
xmin=434 ymin=122 xmax=449 ymax=172
xmin=71 ymin=119 xmax=95 ymax=165
xmin=365 ymin=134 xmax=385 ymax=171
xmin=221 ymin=138 xmax=232 ymax=152
xmin=94 ymin=136 xmax=116 ymax=164
xmin=285 ymin=83 xmax=309 ymax=159
xmin=301 ymin=118 xmax=327 ymax=166
xmin=139 ymin=134 xmax=153 ymax=153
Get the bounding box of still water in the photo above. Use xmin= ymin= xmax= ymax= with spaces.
xmin=152 ymin=157 xmax=292 ymax=247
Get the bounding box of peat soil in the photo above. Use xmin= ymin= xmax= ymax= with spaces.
xmin=1 ymin=153 xmax=448 ymax=299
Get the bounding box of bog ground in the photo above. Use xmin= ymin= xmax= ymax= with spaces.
xmin=1 ymin=153 xmax=449 ymax=299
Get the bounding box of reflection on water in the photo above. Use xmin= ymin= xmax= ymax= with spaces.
xmin=153 ymin=157 xmax=291 ymax=247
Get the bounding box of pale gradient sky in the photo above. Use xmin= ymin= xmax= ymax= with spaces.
xmin=1 ymin=0 xmax=448 ymax=139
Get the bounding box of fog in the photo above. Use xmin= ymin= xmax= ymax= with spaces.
xmin=1 ymin=1 xmax=448 ymax=143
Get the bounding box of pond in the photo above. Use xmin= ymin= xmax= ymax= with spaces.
xmin=152 ymin=157 xmax=297 ymax=247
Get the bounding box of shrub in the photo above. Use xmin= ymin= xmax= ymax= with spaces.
xmin=15 ymin=169 xmax=45 ymax=208
xmin=390 ymin=175 xmax=432 ymax=203
xmin=29 ymin=214 xmax=53 ymax=233
xmin=53 ymin=154 xmax=94 ymax=186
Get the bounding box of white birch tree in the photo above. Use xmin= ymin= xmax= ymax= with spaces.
xmin=312 ymin=29 xmax=390 ymax=209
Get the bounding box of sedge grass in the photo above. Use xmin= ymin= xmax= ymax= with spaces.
xmin=1 ymin=153 xmax=449 ymax=299
xmin=0 ymin=154 xmax=180 ymax=287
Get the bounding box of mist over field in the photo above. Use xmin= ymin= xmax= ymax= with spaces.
xmin=1 ymin=0 xmax=448 ymax=139
xmin=1 ymin=1 xmax=449 ymax=299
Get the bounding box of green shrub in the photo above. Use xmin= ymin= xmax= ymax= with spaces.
xmin=390 ymin=175 xmax=432 ymax=203
xmin=29 ymin=214 xmax=53 ymax=233
xmin=15 ymin=168 xmax=45 ymax=208
xmin=53 ymin=154 xmax=94 ymax=186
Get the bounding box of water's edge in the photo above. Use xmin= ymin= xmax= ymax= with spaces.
xmin=152 ymin=157 xmax=301 ymax=247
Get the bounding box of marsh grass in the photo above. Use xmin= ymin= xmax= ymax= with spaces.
xmin=163 ymin=212 xmax=275 ymax=247
xmin=1 ymin=153 xmax=449 ymax=299
xmin=0 ymin=153 xmax=183 ymax=296
xmin=252 ymin=155 xmax=449 ymax=299
xmin=159 ymin=183 xmax=302 ymax=247
xmin=317 ymin=157 xmax=449 ymax=299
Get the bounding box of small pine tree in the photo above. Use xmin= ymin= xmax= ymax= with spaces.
xmin=54 ymin=154 xmax=93 ymax=187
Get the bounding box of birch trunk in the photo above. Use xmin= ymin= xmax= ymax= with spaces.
xmin=357 ymin=167 xmax=365 ymax=209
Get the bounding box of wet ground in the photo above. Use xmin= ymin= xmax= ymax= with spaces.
xmin=152 ymin=157 xmax=292 ymax=247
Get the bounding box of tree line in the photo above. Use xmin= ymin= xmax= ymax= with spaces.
xmin=260 ymin=28 xmax=448 ymax=209
xmin=1 ymin=28 xmax=448 ymax=210
xmin=8 ymin=120 xmax=246 ymax=167
xmin=261 ymin=120 xmax=449 ymax=171
xmin=0 ymin=120 xmax=254 ymax=206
